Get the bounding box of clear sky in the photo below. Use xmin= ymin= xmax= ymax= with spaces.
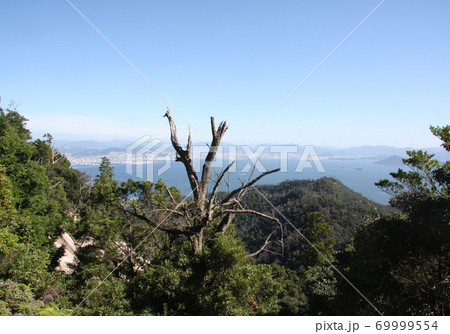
xmin=1 ymin=0 xmax=449 ymax=148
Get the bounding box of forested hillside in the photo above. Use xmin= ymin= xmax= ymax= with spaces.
xmin=234 ymin=177 xmax=393 ymax=269
xmin=0 ymin=107 xmax=448 ymax=316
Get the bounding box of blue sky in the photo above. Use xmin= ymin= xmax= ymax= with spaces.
xmin=1 ymin=0 xmax=449 ymax=147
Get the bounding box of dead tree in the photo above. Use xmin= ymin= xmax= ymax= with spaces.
xmin=124 ymin=107 xmax=283 ymax=254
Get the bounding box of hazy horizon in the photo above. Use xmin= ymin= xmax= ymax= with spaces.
xmin=51 ymin=135 xmax=445 ymax=151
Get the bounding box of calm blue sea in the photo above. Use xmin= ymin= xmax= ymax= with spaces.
xmin=73 ymin=159 xmax=397 ymax=205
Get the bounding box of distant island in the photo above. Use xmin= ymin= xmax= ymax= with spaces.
xmin=374 ymin=155 xmax=405 ymax=166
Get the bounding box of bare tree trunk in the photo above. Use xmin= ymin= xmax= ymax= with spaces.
xmin=190 ymin=230 xmax=204 ymax=253
xmin=123 ymin=108 xmax=283 ymax=255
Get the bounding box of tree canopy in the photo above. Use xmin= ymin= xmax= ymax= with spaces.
xmin=0 ymin=106 xmax=447 ymax=316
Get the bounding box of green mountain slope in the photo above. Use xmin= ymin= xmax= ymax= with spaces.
xmin=234 ymin=177 xmax=393 ymax=270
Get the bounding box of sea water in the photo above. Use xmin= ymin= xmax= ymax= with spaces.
xmin=73 ymin=159 xmax=397 ymax=205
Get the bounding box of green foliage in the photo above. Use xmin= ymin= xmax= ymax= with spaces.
xmin=0 ymin=226 xmax=53 ymax=293
xmin=69 ymin=274 xmax=131 ymax=316
xmin=91 ymin=157 xmax=118 ymax=205
xmin=376 ymin=126 xmax=450 ymax=206
xmin=234 ymin=178 xmax=390 ymax=271
xmin=301 ymin=264 xmax=337 ymax=315
xmin=0 ymin=166 xmax=15 ymax=222
xmin=0 ymin=107 xmax=91 ymax=310
xmin=1 ymin=108 xmax=72 ymax=247
xmin=0 ymin=228 xmax=21 ymax=277
xmin=67 ymin=158 xmax=149 ymax=315
xmin=3 ymin=106 xmax=446 ymax=316
xmin=0 ymin=280 xmax=72 ymax=316
xmin=36 ymin=303 xmax=71 ymax=316
xmin=299 ymin=212 xmax=336 ymax=269
xmin=338 ymin=125 xmax=450 ymax=315
xmin=0 ymin=228 xmax=19 ymax=254
xmin=0 ymin=281 xmax=38 ymax=315
xmin=430 ymin=125 xmax=450 ymax=151
xmin=130 ymin=231 xmax=304 ymax=315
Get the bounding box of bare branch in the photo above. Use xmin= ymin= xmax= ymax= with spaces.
xmin=165 ymin=185 xmax=177 ymax=205
xmin=119 ymin=199 xmax=188 ymax=235
xmin=220 ymin=168 xmax=280 ymax=206
xmin=208 ymin=161 xmax=235 ymax=214
xmin=164 ymin=107 xmax=199 ymax=199
xmin=247 ymin=230 xmax=276 ymax=258
xmin=216 ymin=211 xmax=236 ymax=234
xmin=247 ymin=158 xmax=259 ymax=182
xmin=151 ymin=208 xmax=185 ymax=217
xmin=218 ymin=208 xmax=284 ymax=256
xmin=198 ymin=117 xmax=229 ymax=201
xmin=220 ymin=208 xmax=282 ymax=224
xmin=127 ymin=210 xmax=188 ymax=235
xmin=187 ymin=126 xmax=192 ymax=157
xmin=211 ymin=117 xmax=217 ymax=138
xmin=156 ymin=110 xmax=281 ymax=252
xmin=263 ymin=249 xmax=283 ymax=256
xmin=50 ymin=180 xmax=62 ymax=188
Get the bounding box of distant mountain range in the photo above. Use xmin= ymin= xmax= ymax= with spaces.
xmin=54 ymin=139 xmax=448 ymax=165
